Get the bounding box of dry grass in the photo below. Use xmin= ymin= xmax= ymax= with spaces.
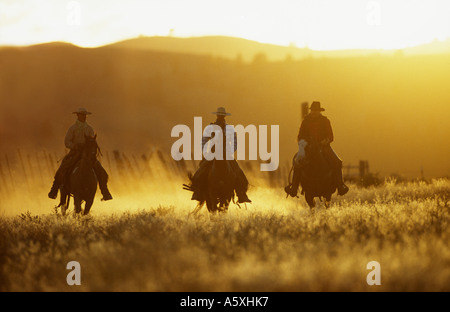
xmin=1 ymin=154 xmax=449 ymax=292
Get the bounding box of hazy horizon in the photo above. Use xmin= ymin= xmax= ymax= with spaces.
xmin=1 ymin=0 xmax=449 ymax=50
xmin=1 ymin=1 xmax=450 ymax=180
xmin=1 ymin=33 xmax=449 ymax=54
xmin=1 ymin=40 xmax=449 ymax=179
xmin=1 ymin=0 xmax=450 ymax=296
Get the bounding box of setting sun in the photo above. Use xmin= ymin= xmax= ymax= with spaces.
xmin=0 ymin=0 xmax=449 ymax=50
xmin=1 ymin=0 xmax=450 ymax=295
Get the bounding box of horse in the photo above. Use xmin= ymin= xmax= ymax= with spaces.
xmin=58 ymin=135 xmax=99 ymax=216
xmin=289 ymin=140 xmax=337 ymax=209
xmin=184 ymin=158 xmax=237 ymax=215
xmin=205 ymin=159 xmax=236 ymax=213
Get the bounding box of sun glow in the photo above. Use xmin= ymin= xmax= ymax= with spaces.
xmin=0 ymin=0 xmax=449 ymax=50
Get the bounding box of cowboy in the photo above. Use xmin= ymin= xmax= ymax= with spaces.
xmin=286 ymin=101 xmax=349 ymax=197
xmin=48 ymin=108 xmax=113 ymax=201
xmin=190 ymin=107 xmax=251 ymax=203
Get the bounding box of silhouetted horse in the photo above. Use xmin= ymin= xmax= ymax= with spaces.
xmin=205 ymin=159 xmax=236 ymax=213
xmin=58 ymin=135 xmax=99 ymax=215
xmin=289 ymin=141 xmax=337 ymax=209
xmin=184 ymin=159 xmax=237 ymax=215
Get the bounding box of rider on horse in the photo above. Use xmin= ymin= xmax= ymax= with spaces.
xmin=285 ymin=101 xmax=349 ymax=197
xmin=189 ymin=107 xmax=251 ymax=204
xmin=48 ymin=108 xmax=113 ymax=201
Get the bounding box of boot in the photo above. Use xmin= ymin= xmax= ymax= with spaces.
xmin=284 ymin=184 xmax=298 ymax=197
xmin=99 ymin=183 xmax=113 ymax=201
xmin=338 ymin=184 xmax=349 ymax=196
xmin=48 ymin=180 xmax=59 ymax=199
xmin=48 ymin=164 xmax=67 ymax=199
xmin=191 ymin=191 xmax=201 ymax=201
xmin=336 ymin=169 xmax=349 ymax=195
xmin=237 ymin=192 xmax=251 ymax=203
xmin=101 ymin=189 xmax=113 ymax=201
xmin=94 ymin=163 xmax=113 ymax=201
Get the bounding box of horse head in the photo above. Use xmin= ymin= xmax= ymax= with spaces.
xmin=64 ymin=134 xmax=99 ymax=215
xmin=304 ymin=140 xmax=328 ymax=170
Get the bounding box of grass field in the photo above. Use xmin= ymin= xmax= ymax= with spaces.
xmin=0 ymin=151 xmax=449 ymax=291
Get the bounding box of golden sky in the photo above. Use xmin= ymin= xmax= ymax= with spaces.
xmin=0 ymin=0 xmax=449 ymax=50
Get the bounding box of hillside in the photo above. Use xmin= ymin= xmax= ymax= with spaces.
xmin=105 ymin=35 xmax=450 ymax=61
xmin=0 ymin=39 xmax=449 ymax=178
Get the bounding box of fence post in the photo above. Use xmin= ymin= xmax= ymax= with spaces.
xmin=359 ymin=160 xmax=369 ymax=181
xmin=18 ymin=149 xmax=31 ymax=192
xmin=0 ymin=160 xmax=9 ymax=194
xmin=301 ymin=102 xmax=309 ymax=120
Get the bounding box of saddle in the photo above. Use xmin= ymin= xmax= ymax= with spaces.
xmin=60 ymin=152 xmax=82 ymax=187
xmin=183 ymin=159 xmax=237 ymax=202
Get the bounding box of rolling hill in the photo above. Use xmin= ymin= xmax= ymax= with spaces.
xmin=103 ymin=35 xmax=450 ymax=61
xmin=0 ymin=36 xmax=449 ymax=178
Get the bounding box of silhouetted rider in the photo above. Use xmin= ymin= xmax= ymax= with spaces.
xmin=285 ymin=101 xmax=349 ymax=197
xmin=48 ymin=108 xmax=112 ymax=201
xmin=190 ymin=107 xmax=251 ymax=204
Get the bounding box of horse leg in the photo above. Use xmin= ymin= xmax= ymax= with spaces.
xmin=223 ymin=198 xmax=231 ymax=212
xmin=64 ymin=194 xmax=71 ymax=216
xmin=58 ymin=189 xmax=69 ymax=216
xmin=217 ymin=196 xmax=224 ymax=212
xmin=189 ymin=201 xmax=204 ymax=217
xmin=83 ymin=197 xmax=94 ymax=215
xmin=206 ymin=195 xmax=218 ymax=213
xmin=205 ymin=197 xmax=213 ymax=213
xmin=324 ymin=194 xmax=332 ymax=209
xmin=74 ymin=196 xmax=82 ymax=214
xmin=205 ymin=184 xmax=218 ymax=213
xmin=218 ymin=198 xmax=229 ymax=213
xmin=305 ymin=192 xmax=315 ymax=209
xmin=223 ymin=190 xmax=234 ymax=212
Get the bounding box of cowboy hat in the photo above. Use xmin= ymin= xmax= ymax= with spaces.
xmin=212 ymin=107 xmax=231 ymax=116
xmin=310 ymin=101 xmax=325 ymax=112
xmin=72 ymin=108 xmax=92 ymax=115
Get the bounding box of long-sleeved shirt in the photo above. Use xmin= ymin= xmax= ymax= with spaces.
xmin=64 ymin=120 xmax=95 ymax=150
xmin=297 ymin=114 xmax=334 ymax=144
